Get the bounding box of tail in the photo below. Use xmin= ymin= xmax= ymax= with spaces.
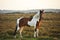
xmin=13 ymin=25 xmax=18 ymax=36
xmin=13 ymin=17 xmax=23 ymax=37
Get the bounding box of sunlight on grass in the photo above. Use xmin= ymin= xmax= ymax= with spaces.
xmin=0 ymin=13 xmax=60 ymax=40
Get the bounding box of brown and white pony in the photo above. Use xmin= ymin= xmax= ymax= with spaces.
xmin=14 ymin=10 xmax=44 ymax=38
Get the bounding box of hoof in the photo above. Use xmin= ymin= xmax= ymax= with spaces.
xmin=34 ymin=36 xmax=38 ymax=38
xmin=20 ymin=36 xmax=23 ymax=38
xmin=34 ymin=36 xmax=36 ymax=38
xmin=14 ymin=36 xmax=16 ymax=38
xmin=20 ymin=37 xmax=23 ymax=39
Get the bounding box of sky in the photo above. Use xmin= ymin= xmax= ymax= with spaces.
xmin=0 ymin=0 xmax=60 ymax=10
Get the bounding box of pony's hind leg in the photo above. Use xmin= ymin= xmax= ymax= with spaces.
xmin=13 ymin=25 xmax=17 ymax=36
xmin=19 ymin=27 xmax=24 ymax=38
xmin=13 ymin=24 xmax=20 ymax=38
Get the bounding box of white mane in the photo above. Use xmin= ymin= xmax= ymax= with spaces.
xmin=33 ymin=11 xmax=40 ymax=21
xmin=28 ymin=11 xmax=40 ymax=27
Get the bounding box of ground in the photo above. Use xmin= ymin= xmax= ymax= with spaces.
xmin=0 ymin=12 xmax=60 ymax=40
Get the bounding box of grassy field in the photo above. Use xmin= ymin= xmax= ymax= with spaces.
xmin=0 ymin=12 xmax=60 ymax=40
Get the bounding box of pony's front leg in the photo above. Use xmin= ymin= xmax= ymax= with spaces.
xmin=34 ymin=28 xmax=39 ymax=38
xmin=36 ymin=28 xmax=39 ymax=37
xmin=34 ymin=29 xmax=36 ymax=38
xmin=19 ymin=27 xmax=24 ymax=38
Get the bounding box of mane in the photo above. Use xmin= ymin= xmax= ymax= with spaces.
xmin=32 ymin=11 xmax=40 ymax=22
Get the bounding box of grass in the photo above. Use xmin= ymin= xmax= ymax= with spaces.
xmin=0 ymin=12 xmax=60 ymax=40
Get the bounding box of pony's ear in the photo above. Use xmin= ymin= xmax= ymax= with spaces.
xmin=40 ymin=10 xmax=44 ymax=14
xmin=40 ymin=10 xmax=44 ymax=12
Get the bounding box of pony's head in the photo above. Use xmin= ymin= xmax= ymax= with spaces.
xmin=39 ymin=10 xmax=45 ymax=20
xmin=40 ymin=10 xmax=45 ymax=14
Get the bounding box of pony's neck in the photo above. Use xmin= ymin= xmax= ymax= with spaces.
xmin=39 ymin=11 xmax=43 ymax=21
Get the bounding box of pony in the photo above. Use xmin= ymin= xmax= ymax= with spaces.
xmin=13 ymin=10 xmax=44 ymax=38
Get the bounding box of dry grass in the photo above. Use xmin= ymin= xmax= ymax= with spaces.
xmin=0 ymin=12 xmax=60 ymax=40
